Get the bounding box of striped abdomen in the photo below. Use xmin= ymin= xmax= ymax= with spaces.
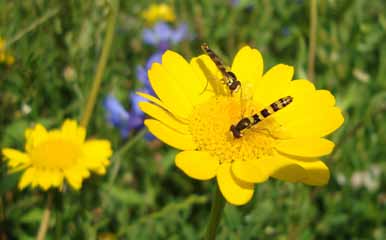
xmin=201 ymin=43 xmax=241 ymax=92
xmin=230 ymin=96 xmax=293 ymax=138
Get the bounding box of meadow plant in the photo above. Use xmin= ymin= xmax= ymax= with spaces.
xmin=1 ymin=1 xmax=385 ymax=239
xmin=138 ymin=46 xmax=344 ymax=238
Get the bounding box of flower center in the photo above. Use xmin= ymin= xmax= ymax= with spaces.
xmin=189 ymin=96 xmax=276 ymax=163
xmin=30 ymin=138 xmax=81 ymax=169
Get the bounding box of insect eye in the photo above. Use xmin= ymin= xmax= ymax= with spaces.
xmin=227 ymin=71 xmax=237 ymax=80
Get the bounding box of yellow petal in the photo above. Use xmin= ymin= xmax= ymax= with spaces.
xmin=49 ymin=170 xmax=64 ymax=187
xmin=138 ymin=101 xmax=190 ymax=134
xmin=284 ymin=107 xmax=344 ymax=138
xmin=64 ymin=166 xmax=89 ymax=190
xmin=25 ymin=124 xmax=48 ymax=153
xmin=61 ymin=119 xmax=86 ymax=144
xmin=148 ymin=63 xmax=193 ymax=118
xmin=272 ymin=80 xmax=344 ymax=138
xmin=231 ymin=160 xmax=269 ymax=183
xmin=265 ymin=154 xmax=306 ymax=182
xmin=268 ymin=153 xmax=330 ymax=186
xmin=275 ymin=138 xmax=335 ymax=158
xmin=175 ymin=151 xmax=219 ymax=180
xmin=162 ymin=51 xmax=208 ymax=105
xmin=81 ymin=140 xmax=112 ymax=171
xmin=217 ymin=163 xmax=254 ymax=205
xmin=295 ymin=160 xmax=330 ymax=186
xmin=36 ymin=169 xmax=54 ymax=191
xmin=136 ymin=92 xmax=170 ymax=111
xmin=18 ymin=167 xmax=36 ymax=189
xmin=315 ymin=90 xmax=336 ymax=106
xmin=190 ymin=55 xmax=226 ymax=96
xmin=144 ymin=119 xmax=196 ymax=150
xmin=254 ymin=64 xmax=293 ymax=106
xmin=2 ymin=148 xmax=30 ymax=168
xmin=94 ymin=166 xmax=107 ymax=175
xmin=231 ymin=46 xmax=263 ymax=95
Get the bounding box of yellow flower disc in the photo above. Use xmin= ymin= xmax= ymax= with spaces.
xmin=138 ymin=46 xmax=344 ymax=205
xmin=2 ymin=120 xmax=112 ymax=190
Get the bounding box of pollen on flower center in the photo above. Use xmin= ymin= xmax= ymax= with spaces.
xmin=30 ymin=139 xmax=81 ymax=169
xmin=189 ymin=96 xmax=276 ymax=163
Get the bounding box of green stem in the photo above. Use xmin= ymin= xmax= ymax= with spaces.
xmin=5 ymin=8 xmax=60 ymax=48
xmin=36 ymin=192 xmax=53 ymax=240
xmin=54 ymin=192 xmax=63 ymax=240
xmin=80 ymin=0 xmax=119 ymax=127
xmin=307 ymin=0 xmax=317 ymax=82
xmin=108 ymin=129 xmax=146 ymax=185
xmin=204 ymin=184 xmax=226 ymax=240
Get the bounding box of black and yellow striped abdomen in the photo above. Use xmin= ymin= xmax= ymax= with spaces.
xmin=230 ymin=96 xmax=293 ymax=138
xmin=201 ymin=43 xmax=241 ymax=93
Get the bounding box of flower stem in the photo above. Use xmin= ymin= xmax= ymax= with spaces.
xmin=54 ymin=192 xmax=63 ymax=240
xmin=307 ymin=0 xmax=318 ymax=82
xmin=80 ymin=0 xmax=119 ymax=128
xmin=108 ymin=129 xmax=146 ymax=185
xmin=36 ymin=192 xmax=53 ymax=240
xmin=204 ymin=184 xmax=226 ymax=240
xmin=5 ymin=8 xmax=60 ymax=48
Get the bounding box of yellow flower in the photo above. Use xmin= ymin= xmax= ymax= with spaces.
xmin=138 ymin=46 xmax=344 ymax=205
xmin=142 ymin=3 xmax=176 ymax=25
xmin=0 ymin=37 xmax=5 ymax=50
xmin=2 ymin=120 xmax=112 ymax=190
xmin=0 ymin=37 xmax=15 ymax=65
xmin=5 ymin=55 xmax=15 ymax=65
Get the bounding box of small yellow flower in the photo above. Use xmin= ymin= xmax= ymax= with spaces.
xmin=2 ymin=120 xmax=112 ymax=190
xmin=0 ymin=37 xmax=5 ymax=50
xmin=142 ymin=3 xmax=176 ymax=25
xmin=0 ymin=52 xmax=5 ymax=62
xmin=0 ymin=37 xmax=15 ymax=66
xmin=138 ymin=46 xmax=344 ymax=205
xmin=5 ymin=54 xmax=15 ymax=65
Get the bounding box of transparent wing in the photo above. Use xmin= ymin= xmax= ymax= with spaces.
xmin=239 ymin=80 xmax=255 ymax=118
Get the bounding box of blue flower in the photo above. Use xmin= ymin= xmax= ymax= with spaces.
xmin=103 ymin=94 xmax=146 ymax=138
xmin=103 ymin=95 xmax=131 ymax=137
xmin=103 ymin=52 xmax=163 ymax=139
xmin=230 ymin=0 xmax=240 ymax=6
xmin=136 ymin=51 xmax=163 ymax=90
xmin=142 ymin=22 xmax=190 ymax=50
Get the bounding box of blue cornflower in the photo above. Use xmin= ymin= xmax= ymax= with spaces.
xmin=103 ymin=52 xmax=163 ymax=139
xmin=103 ymin=94 xmax=145 ymax=138
xmin=142 ymin=21 xmax=190 ymax=50
xmin=136 ymin=51 xmax=163 ymax=91
xmin=230 ymin=0 xmax=240 ymax=6
xmin=103 ymin=95 xmax=131 ymax=137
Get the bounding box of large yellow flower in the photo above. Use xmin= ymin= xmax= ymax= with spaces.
xmin=2 ymin=120 xmax=112 ymax=190
xmin=137 ymin=46 xmax=344 ymax=205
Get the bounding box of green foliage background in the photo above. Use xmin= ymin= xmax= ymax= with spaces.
xmin=1 ymin=0 xmax=385 ymax=239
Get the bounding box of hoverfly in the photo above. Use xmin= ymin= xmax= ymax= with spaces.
xmin=200 ymin=43 xmax=293 ymax=138
xmin=230 ymin=96 xmax=293 ymax=138
xmin=201 ymin=43 xmax=241 ymax=94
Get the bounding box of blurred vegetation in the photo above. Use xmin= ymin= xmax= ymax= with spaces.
xmin=0 ymin=0 xmax=385 ymax=239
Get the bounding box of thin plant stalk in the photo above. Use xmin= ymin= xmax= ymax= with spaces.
xmin=36 ymin=192 xmax=53 ymax=240
xmin=204 ymin=184 xmax=226 ymax=240
xmin=80 ymin=0 xmax=119 ymax=127
xmin=5 ymin=8 xmax=60 ymax=48
xmin=307 ymin=0 xmax=317 ymax=82
xmin=54 ymin=191 xmax=63 ymax=240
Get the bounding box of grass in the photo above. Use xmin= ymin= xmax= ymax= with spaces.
xmin=1 ymin=0 xmax=385 ymax=239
